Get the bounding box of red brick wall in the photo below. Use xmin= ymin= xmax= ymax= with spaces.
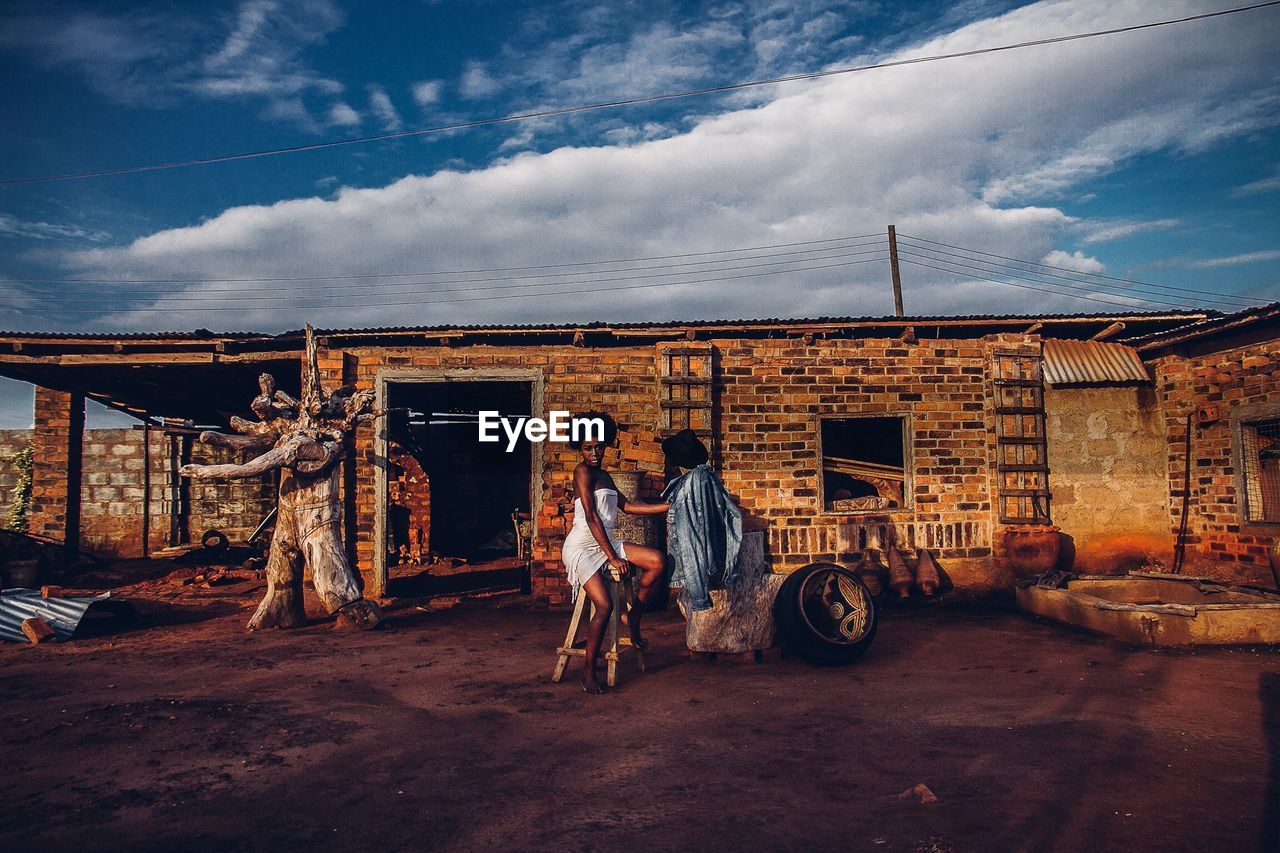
xmin=29 ymin=387 xmax=83 ymax=548
xmin=1153 ymin=339 xmax=1280 ymax=585
xmin=329 ymin=334 xmax=1033 ymax=602
xmin=388 ymin=444 xmax=430 ymax=562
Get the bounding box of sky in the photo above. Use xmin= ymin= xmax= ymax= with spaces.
xmin=0 ymin=0 xmax=1277 ymax=426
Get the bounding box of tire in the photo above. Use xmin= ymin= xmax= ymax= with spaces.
xmin=773 ymin=562 xmax=877 ymax=666
xmin=200 ymin=529 xmax=230 ymax=553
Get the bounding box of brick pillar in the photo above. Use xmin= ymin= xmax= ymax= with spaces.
xmin=29 ymin=387 xmax=85 ymax=553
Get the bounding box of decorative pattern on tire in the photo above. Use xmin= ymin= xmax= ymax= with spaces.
xmin=774 ymin=562 xmax=878 ymax=665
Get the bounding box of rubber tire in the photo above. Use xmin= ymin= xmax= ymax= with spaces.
xmin=774 ymin=562 xmax=878 ymax=666
xmin=200 ymin=529 xmax=230 ymax=553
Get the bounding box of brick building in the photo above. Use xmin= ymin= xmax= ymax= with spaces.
xmin=3 ymin=307 xmax=1278 ymax=599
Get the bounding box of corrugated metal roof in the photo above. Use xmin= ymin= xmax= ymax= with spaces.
xmin=0 ymin=308 xmax=1213 ymax=341
xmin=1043 ymin=339 xmax=1150 ymax=386
xmin=0 ymin=588 xmax=118 ymax=643
xmin=1123 ymin=301 xmax=1280 ymax=351
xmin=300 ymin=309 xmax=1214 ymax=337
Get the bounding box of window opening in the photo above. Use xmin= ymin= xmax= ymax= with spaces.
xmin=821 ymin=416 xmax=908 ymax=513
xmin=1241 ymin=417 xmax=1280 ymax=523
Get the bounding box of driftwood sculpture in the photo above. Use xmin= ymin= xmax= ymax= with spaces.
xmin=181 ymin=326 xmax=384 ymax=631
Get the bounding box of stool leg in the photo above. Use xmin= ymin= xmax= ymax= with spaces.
xmin=626 ymin=577 xmax=646 ymax=673
xmin=552 ymin=593 xmax=587 ymax=683
xmin=605 ymin=575 xmax=621 ymax=688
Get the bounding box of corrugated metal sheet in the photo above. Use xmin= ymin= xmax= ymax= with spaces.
xmin=1043 ymin=338 xmax=1150 ymax=386
xmin=0 ymin=588 xmax=116 ymax=642
xmin=0 ymin=308 xmax=1213 ymax=341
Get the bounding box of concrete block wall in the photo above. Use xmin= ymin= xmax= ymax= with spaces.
xmin=77 ymin=430 xmax=274 ymax=557
xmin=0 ymin=429 xmax=32 ymax=520
xmin=23 ymin=392 xmax=274 ymax=557
xmin=1153 ymin=339 xmax=1280 ymax=585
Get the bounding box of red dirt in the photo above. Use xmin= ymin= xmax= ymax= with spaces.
xmin=2 ymin=584 xmax=1277 ymax=852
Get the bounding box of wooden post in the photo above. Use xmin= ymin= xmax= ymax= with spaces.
xmin=65 ymin=393 xmax=84 ymax=558
xmin=888 ymin=225 xmax=905 ymax=317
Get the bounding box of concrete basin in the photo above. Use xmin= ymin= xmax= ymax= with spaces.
xmin=1017 ymin=572 xmax=1280 ymax=646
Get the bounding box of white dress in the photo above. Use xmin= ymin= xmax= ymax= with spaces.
xmin=561 ymin=488 xmax=628 ymax=601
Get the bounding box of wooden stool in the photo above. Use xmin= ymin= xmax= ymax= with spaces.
xmin=552 ymin=567 xmax=646 ymax=688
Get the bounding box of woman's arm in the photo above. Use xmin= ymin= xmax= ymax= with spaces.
xmin=573 ymin=465 xmax=629 ymax=573
xmin=619 ymin=499 xmax=669 ymax=516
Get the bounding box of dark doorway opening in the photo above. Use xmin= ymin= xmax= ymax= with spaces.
xmin=385 ymin=379 xmax=533 ymax=596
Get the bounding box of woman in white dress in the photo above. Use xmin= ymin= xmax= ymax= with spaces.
xmin=561 ymin=412 xmax=667 ymax=693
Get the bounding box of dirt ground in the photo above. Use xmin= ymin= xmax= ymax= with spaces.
xmin=2 ymin=576 xmax=1277 ymax=852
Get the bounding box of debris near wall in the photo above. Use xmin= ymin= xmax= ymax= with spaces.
xmin=0 ymin=588 xmax=134 ymax=643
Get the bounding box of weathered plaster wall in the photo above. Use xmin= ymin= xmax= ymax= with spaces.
xmin=1045 ymin=386 xmax=1172 ymax=572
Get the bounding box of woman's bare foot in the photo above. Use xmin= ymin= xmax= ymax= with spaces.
xmin=581 ymin=677 xmax=605 ymax=694
xmin=619 ymin=606 xmax=649 ymax=651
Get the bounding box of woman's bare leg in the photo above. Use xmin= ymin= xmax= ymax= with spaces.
xmin=580 ymin=571 xmax=612 ymax=694
xmin=620 ymin=543 xmax=665 ymax=649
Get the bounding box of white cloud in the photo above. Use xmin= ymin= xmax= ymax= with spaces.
xmin=1080 ymin=219 xmax=1179 ymax=245
xmin=0 ymin=214 xmax=108 ymax=242
xmin=52 ymin=0 xmax=1279 ymax=330
xmin=327 ymin=101 xmax=360 ymax=127
xmin=1231 ymin=169 xmax=1280 ymax=198
xmin=1189 ymin=250 xmax=1280 ymax=269
xmin=1042 ymin=250 xmax=1104 ymax=274
xmin=412 ymin=79 xmax=443 ymax=107
xmin=0 ymin=0 xmax=349 ymax=129
xmin=458 ymin=61 xmax=503 ymax=99
xmin=367 ymin=85 xmax=402 ymax=131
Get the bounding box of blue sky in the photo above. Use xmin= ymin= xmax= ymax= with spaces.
xmin=0 ymin=0 xmax=1277 ymax=426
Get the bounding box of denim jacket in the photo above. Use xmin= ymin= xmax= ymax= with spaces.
xmin=662 ymin=464 xmax=743 ymax=612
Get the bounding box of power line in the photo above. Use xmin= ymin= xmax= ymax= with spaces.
xmin=896 ymin=245 xmax=1256 ymax=311
xmin=898 ymin=256 xmax=1187 ymax=311
xmin=11 ymin=255 xmax=888 ymax=313
xmin=897 ymin=250 xmax=1196 ymax=309
xmin=3 ymin=2 xmax=1276 ymax=185
xmin=897 ymin=233 xmax=1268 ymax=306
xmin=8 ymin=233 xmax=883 ymax=284
xmin=3 ymin=246 xmax=888 ymax=303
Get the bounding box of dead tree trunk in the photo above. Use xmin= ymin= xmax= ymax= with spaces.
xmin=181 ymin=327 xmax=384 ymax=631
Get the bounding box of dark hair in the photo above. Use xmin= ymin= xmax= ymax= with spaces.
xmin=568 ymin=411 xmax=617 ymax=449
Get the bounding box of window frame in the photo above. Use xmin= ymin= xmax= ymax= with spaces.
xmin=816 ymin=412 xmax=914 ymax=516
xmin=1231 ymin=400 xmax=1280 ymax=530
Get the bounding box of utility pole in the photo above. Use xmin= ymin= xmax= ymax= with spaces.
xmin=888 ymin=224 xmax=905 ymax=317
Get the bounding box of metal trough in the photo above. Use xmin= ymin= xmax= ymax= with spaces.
xmin=1017 ymin=572 xmax=1280 ymax=646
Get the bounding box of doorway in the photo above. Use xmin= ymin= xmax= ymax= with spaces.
xmin=380 ymin=374 xmax=539 ymax=597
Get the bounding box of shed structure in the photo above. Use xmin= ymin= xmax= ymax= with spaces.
xmin=5 ymin=307 xmax=1277 ymax=600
